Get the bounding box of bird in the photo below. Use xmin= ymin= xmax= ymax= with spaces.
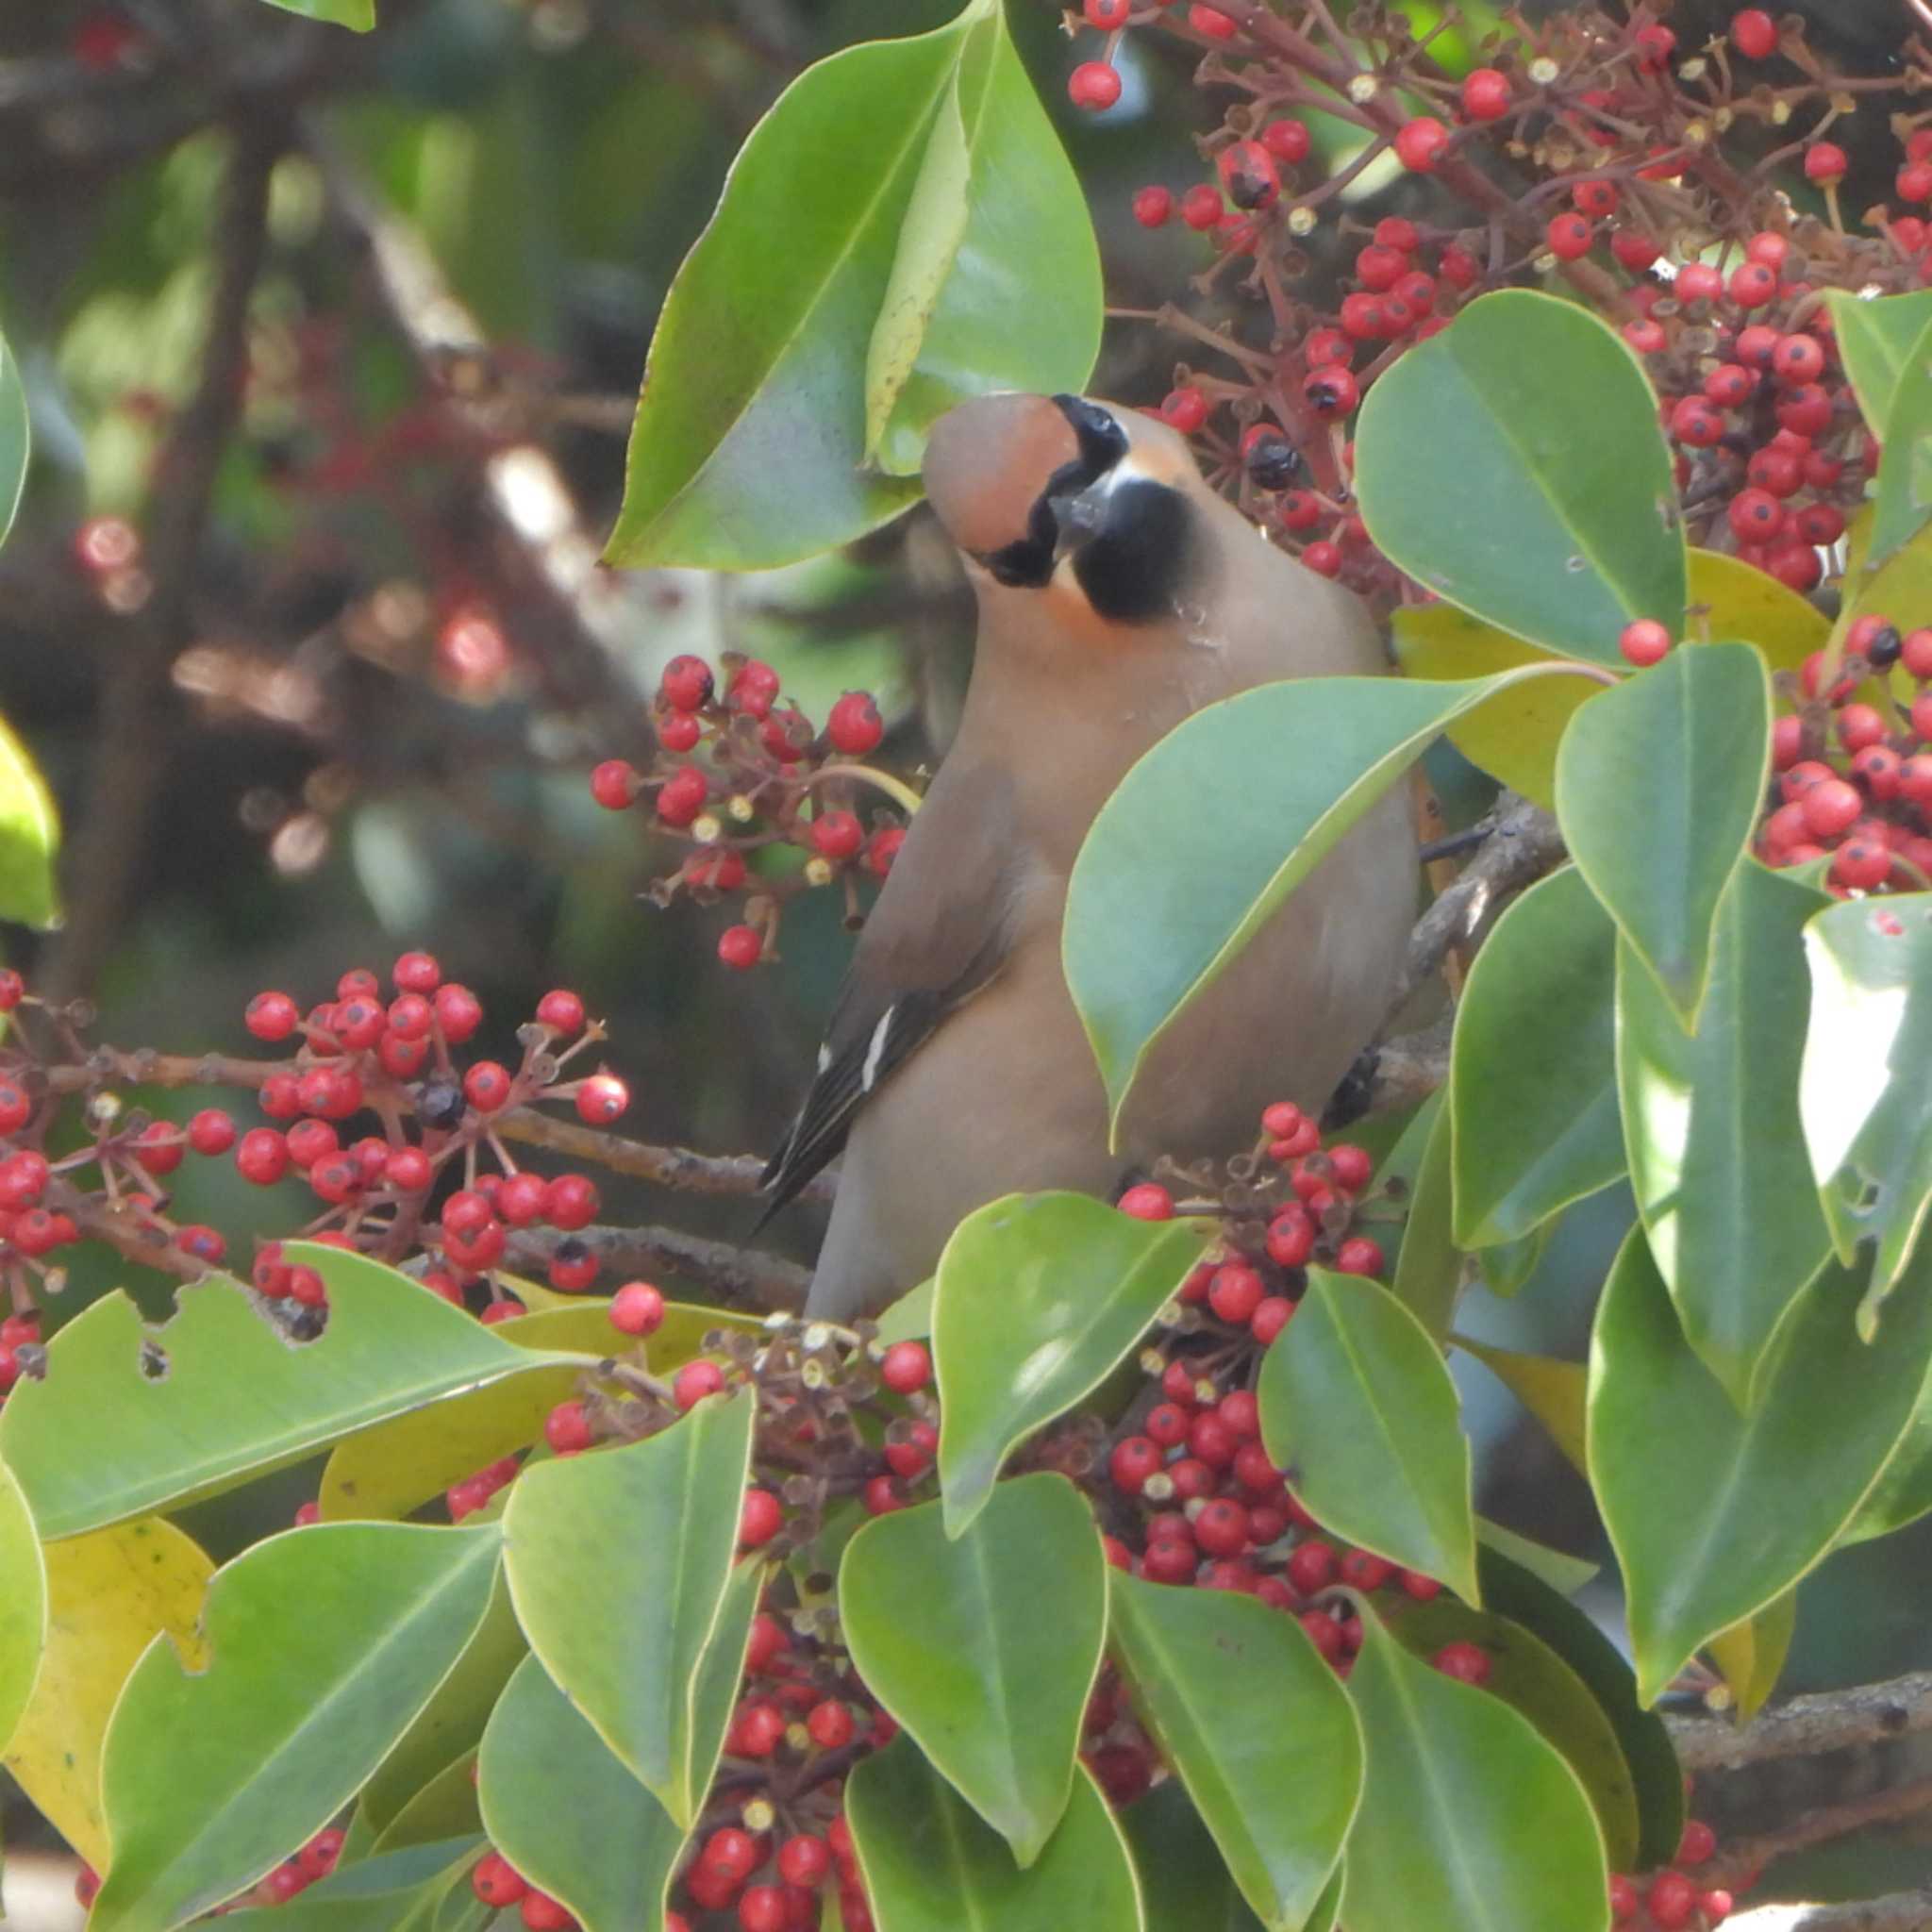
xmin=761 ymin=391 xmax=1418 ymax=1321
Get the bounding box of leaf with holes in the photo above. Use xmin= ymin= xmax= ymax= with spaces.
xmin=1257 ymin=1270 xmax=1477 ymax=1603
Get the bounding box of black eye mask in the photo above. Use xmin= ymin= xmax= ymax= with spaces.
xmin=978 ymin=395 xmax=1130 ymax=589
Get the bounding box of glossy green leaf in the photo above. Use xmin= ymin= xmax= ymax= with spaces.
xmin=862 ymin=7 xmax=1100 ymax=475
xmin=1557 ymin=643 xmax=1769 ymax=1023
xmin=370 ymin=1754 xmax=481 ymax=1856
xmin=1389 ymin=1092 xmax=1462 ymax=1341
xmin=1589 ymin=1228 xmax=1932 ymax=1704
xmin=1121 ymin=1783 xmax=1266 ymax=1932
xmin=1474 ymin=1546 xmax=1683 ymax=1870
xmin=1356 ymin=290 xmax=1685 ymax=666
xmin=1341 ymin=1605 xmax=1608 ymax=1932
xmin=500 ymin=1391 xmax=754 ymax=1827
xmin=1451 ymin=868 xmax=1624 ymax=1249
xmin=221 ymin=1841 xmax=487 ymax=1932
xmin=847 ymin=1736 xmax=1142 ymax=1932
xmin=358 ymin=1574 xmax=525 ymax=1846
xmin=1618 ymin=861 xmax=1834 ymax=1407
xmin=608 ymin=1 xmax=1098 ymax=568
xmin=874 ymin=1279 xmax=934 ymax=1344
xmin=1257 ymin=1270 xmax=1478 ymax=1602
xmin=0 ymin=1458 xmax=43 ymax=1753
xmin=0 ymin=710 xmax=59 ymax=932
xmin=1108 ymin=1572 xmax=1360 ymax=1929
xmin=1683 ymin=549 xmax=1831 ymax=676
xmin=841 ymin=1474 xmax=1104 ymax=1865
xmin=479 ymin=1655 xmax=686 ymax=1932
xmin=256 ymin=0 xmax=375 ymax=26
xmin=1705 ymin=1589 xmax=1795 ymax=1724
xmin=1826 ymin=289 xmax=1932 ymax=436
xmin=0 ymin=1245 xmax=539 ymax=1540
xmin=1842 ymin=1364 xmax=1932 ymax=1544
xmin=1479 ymin=1225 xmax=1551 ymax=1298
xmin=1385 ymin=1596 xmax=1638 ymax=1872
xmin=1457 ymin=1340 xmax=1588 ymax=1474
xmin=1801 ymin=893 xmax=1932 ymax=1327
xmin=1067 ymin=667 xmax=1579 ymax=1134
xmin=1475 ymin=1519 xmax=1598 ymax=1599
xmin=933 ymin=1192 xmax=1205 ymax=1536
xmin=92 ymin=1524 xmax=500 ymax=1932
xmin=1867 ymin=308 xmax=1932 ymax=569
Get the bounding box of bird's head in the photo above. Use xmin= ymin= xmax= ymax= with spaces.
xmin=922 ymin=392 xmax=1207 ymax=625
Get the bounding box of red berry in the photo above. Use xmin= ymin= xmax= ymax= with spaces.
xmin=1393 ymin=116 xmax=1450 ymax=173
xmin=1117 ymin=1182 xmax=1174 ymax=1221
xmin=1334 ymin=1236 xmax=1385 ymax=1277
xmin=1772 ymin=332 xmax=1825 ymax=386
xmin=609 ymin=1280 xmax=666 ymax=1336
xmin=1676 ymin=1819 xmax=1718 ymax=1866
xmin=1193 ymin=1498 xmax=1251 ymax=1557
xmin=1802 ymin=777 xmax=1862 ymax=839
xmin=1188 ymin=4 xmax=1236 ymax=37
xmin=1669 ymin=396 xmax=1724 ymax=447
xmin=1461 ymin=67 xmax=1510 ymax=120
xmin=473 ymin=1853 xmax=528 ymax=1907
xmin=1161 ymin=386 xmax=1210 ymax=435
xmin=392 ymin=950 xmax=441 ymax=993
xmin=660 ymin=654 xmax=715 ymax=712
xmin=520 ymin=1891 xmax=576 ymax=1931
xmin=1218 ymin=141 xmax=1280 ymax=211
xmin=544 ymin=1401 xmax=593 ymax=1455
xmin=298 ymin=1829 xmax=345 ymax=1883
xmin=718 ymin=925 xmax=763 ymax=972
xmin=879 ymin=1340 xmax=931 ymax=1393
xmin=1608 ymin=1874 xmax=1640 ymax=1921
xmin=808 ymin=1698 xmax=856 ymax=1748
xmin=778 ymin=1836 xmax=831 ymax=1888
xmin=1546 ymin=213 xmax=1593 ymax=261
xmin=1728 ymin=261 xmax=1777 ymax=308
xmin=741 ymin=1487 xmax=784 ymax=1548
xmin=1730 ymin=8 xmax=1776 ymax=58
xmin=574 ymin=1073 xmax=629 ymax=1125
xmin=1804 ymin=142 xmax=1847 ymax=186
xmin=1067 ymin=60 xmax=1122 ymax=110
xmin=1303 ymin=365 xmax=1358 ymax=418
xmin=675 ymin=1359 xmax=725 ymax=1410
xmin=1251 ymin=1296 xmax=1295 ymax=1344
xmin=1620 ymin=619 xmax=1673 ymax=667
xmin=1132 ymin=186 xmax=1174 ymax=228
xmin=543 ymin=1173 xmax=599 ymax=1229
xmin=1109 ymin=1437 xmax=1162 ymax=1493
xmin=655 ymin=767 xmax=709 ymax=830
xmin=1340 ymin=1548 xmax=1392 ymax=1591
xmin=1261 ymin=118 xmax=1309 ymax=162
xmin=1648 ymin=1872 xmax=1698 ymax=1932
xmin=810 ymin=810 xmax=864 ymax=861
xmin=236 ymin=1128 xmax=291 ymax=1187
xmin=434 ymin=983 xmax=484 ymax=1043
xmin=536 ymin=989 xmax=585 ymax=1034
xmin=590 ymin=759 xmax=640 ymax=810
xmin=245 ymin=991 xmax=300 ymax=1041
xmin=739 ymin=1886 xmax=788 ymax=1932
xmin=1434 ymin=1640 xmax=1491 ymax=1684
xmin=1675 ymin=262 xmax=1723 ymax=304
xmin=0 ymin=970 xmax=21 ymax=1011
xmin=1701 ymin=1890 xmax=1734 ymax=1924
xmin=464 ymin=1061 xmax=514 ymax=1113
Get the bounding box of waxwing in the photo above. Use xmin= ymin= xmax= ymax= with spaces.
xmin=763 ymin=392 xmax=1418 ymax=1319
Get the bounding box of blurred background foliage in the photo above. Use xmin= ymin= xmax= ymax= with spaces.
xmin=0 ymin=0 xmax=1926 ymax=1906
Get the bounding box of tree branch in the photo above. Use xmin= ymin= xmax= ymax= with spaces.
xmin=1668 ymin=1673 xmax=1932 ymax=1774
xmin=1706 ymin=1778 xmax=1932 ymax=1893
xmin=1729 ymin=1897 xmax=1932 ymax=1932
xmin=507 ymin=1224 xmax=808 ymax=1311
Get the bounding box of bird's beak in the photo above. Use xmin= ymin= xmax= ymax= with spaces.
xmin=974 ymin=395 xmax=1130 ymax=589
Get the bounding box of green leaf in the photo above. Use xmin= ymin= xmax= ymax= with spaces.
xmin=1066 ymin=667 xmax=1581 ymax=1135
xmin=1385 ymin=1595 xmax=1638 ymax=1872
xmin=1457 ymin=1341 xmax=1588 ymax=1474
xmin=1589 ymin=1228 xmax=1932 ymax=1704
xmin=933 ymin=1192 xmax=1205 ymax=1536
xmin=1474 ymin=1545 xmax=1684 ymax=1870
xmin=1618 ymin=861 xmax=1835 ymax=1406
xmin=1683 ymin=549 xmax=1831 ymax=676
xmin=1557 ymin=643 xmax=1769 ymax=1023
xmin=1388 ymin=1092 xmax=1462 ymax=1341
xmin=369 ymin=1755 xmax=481 ymax=1856
xmin=499 ymin=1392 xmax=754 ymax=1828
xmin=1705 ymin=1589 xmax=1795 ymax=1724
xmin=874 ymin=1279 xmax=935 ymax=1344
xmin=221 ymin=1841 xmax=487 ymax=1932
xmin=0 ymin=1458 xmax=43 ymax=1753
xmin=357 ymin=1573 xmax=526 ymax=1846
xmin=1257 ymin=1270 xmax=1478 ymax=1602
xmin=1108 ymin=1572 xmax=1360 ymax=1930
xmin=841 ymin=1473 xmax=1103 ymax=1865
xmin=0 ymin=710 xmax=60 ymax=931
xmin=1475 ymin=1519 xmax=1597 ymax=1599
xmin=1121 ymin=1783 xmax=1266 ymax=1932
xmin=92 ymin=1524 xmax=501 ymax=1932
xmin=0 ymin=1246 xmax=541 ymax=1540
xmin=0 ymin=328 xmax=28 ymax=551
xmin=1451 ymin=867 xmax=1624 ymax=1249
xmin=1341 ymin=1605 xmax=1608 ymax=1932
xmin=1356 ymin=290 xmax=1686 ymax=666
xmin=1801 ymin=894 xmax=1932 ymax=1327
xmin=847 ymin=1736 xmax=1143 ymax=1932
xmin=1825 ymin=290 xmax=1932 ymax=435
xmin=607 ymin=2 xmax=1098 ymax=569
xmin=1867 ymin=308 xmax=1932 ymax=569
xmin=254 ymin=0 xmax=375 ymax=26
xmin=862 ymin=8 xmax=1100 ymax=475
xmin=478 ymin=1655 xmax=687 ymax=1932
xmin=1842 ymin=1364 xmax=1932 ymax=1544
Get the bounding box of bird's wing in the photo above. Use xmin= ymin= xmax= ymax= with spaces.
xmin=759 ymin=761 xmax=1024 ymax=1218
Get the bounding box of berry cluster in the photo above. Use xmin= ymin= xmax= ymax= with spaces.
xmin=1065 ymin=2 xmax=1927 ymax=606
xmin=1757 ymin=616 xmax=1932 ymax=893
xmin=591 ymin=654 xmax=906 ymax=974
xmin=1608 ymin=1816 xmax=1733 ymax=1930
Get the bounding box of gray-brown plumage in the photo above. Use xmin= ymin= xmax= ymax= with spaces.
xmin=763 ymin=392 xmax=1417 ymax=1320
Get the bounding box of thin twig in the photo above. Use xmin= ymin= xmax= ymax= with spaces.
xmin=1707 ymin=1779 xmax=1932 ymax=1892
xmin=506 ymin=1224 xmax=808 ymax=1311
xmin=1668 ymin=1672 xmax=1932 ymax=1774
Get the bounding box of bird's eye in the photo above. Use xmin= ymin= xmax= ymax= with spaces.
xmin=1072 ymin=479 xmax=1196 ymax=622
